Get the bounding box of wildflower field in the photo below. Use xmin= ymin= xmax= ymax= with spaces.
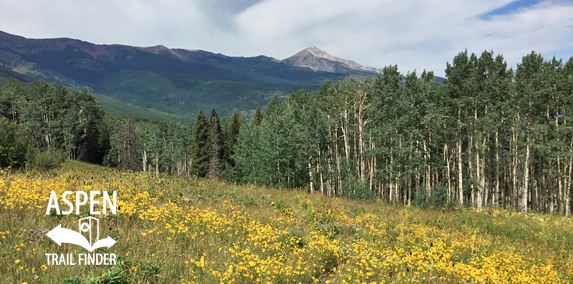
xmin=1 ymin=161 xmax=572 ymax=283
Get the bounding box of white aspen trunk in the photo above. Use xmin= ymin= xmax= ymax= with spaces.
xmin=318 ymin=149 xmax=324 ymax=195
xmin=155 ymin=154 xmax=159 ymax=177
xmin=309 ymin=160 xmax=314 ymax=194
xmin=523 ymin=137 xmax=530 ymax=213
xmin=566 ymin=116 xmax=572 ymax=216
xmin=327 ymin=155 xmax=333 ymax=197
xmin=358 ymin=93 xmax=366 ymax=182
xmin=143 ymin=150 xmax=147 ymax=172
xmin=549 ymin=175 xmax=554 ymax=214
xmin=335 ymin=129 xmax=342 ymax=196
xmin=494 ymin=131 xmax=499 ymax=208
xmin=353 ymin=125 xmax=359 ymax=178
xmin=397 ymin=137 xmax=401 ymax=205
xmin=469 ymin=123 xmax=475 ymax=207
xmin=457 ymin=130 xmax=463 ymax=206
xmin=395 ymin=179 xmax=399 ymax=206
xmin=404 ymin=176 xmax=407 ymax=205
xmin=342 ymin=111 xmax=350 ymax=160
xmin=320 ymin=168 xmax=324 ymax=195
xmin=513 ymin=128 xmax=519 ymax=210
xmin=565 ymin=158 xmax=573 ymax=217
xmin=445 ymin=144 xmax=451 ymax=202
xmin=407 ymin=164 xmax=412 ymax=206
xmin=559 ymin=156 xmax=564 ymax=214
xmin=390 ymin=152 xmax=394 ymax=205
xmin=408 ymin=182 xmax=411 ymax=206
xmin=370 ymin=138 xmax=375 ymax=191
xmin=423 ymin=140 xmax=430 ymax=194
xmin=476 ymin=148 xmax=481 ymax=209
xmin=390 ymin=181 xmax=393 ymax=204
xmin=482 ymin=136 xmax=487 ymax=208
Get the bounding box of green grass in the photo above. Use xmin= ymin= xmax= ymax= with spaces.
xmin=93 ymin=94 xmax=195 ymax=124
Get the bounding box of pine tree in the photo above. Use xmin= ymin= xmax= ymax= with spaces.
xmin=230 ymin=111 xmax=241 ymax=148
xmin=251 ymin=107 xmax=264 ymax=126
xmin=224 ymin=111 xmax=241 ymax=168
xmin=191 ymin=110 xmax=211 ymax=177
xmin=209 ymin=108 xmax=222 ymax=180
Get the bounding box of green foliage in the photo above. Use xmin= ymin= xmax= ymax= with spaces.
xmin=413 ymin=189 xmax=430 ymax=209
xmin=342 ymin=175 xmax=376 ymax=201
xmin=0 ymin=80 xmax=107 ymax=164
xmin=61 ymin=267 xmax=128 ymax=284
xmin=430 ymin=184 xmax=450 ymax=208
xmin=0 ymin=118 xmax=28 ymax=168
xmin=191 ymin=110 xmax=211 ymax=177
xmin=26 ymin=149 xmax=65 ymax=171
xmin=414 ymin=185 xmax=452 ymax=209
xmin=251 ymin=107 xmax=263 ymax=126
xmin=209 ymin=108 xmax=223 ymax=180
xmin=93 ymin=94 xmax=194 ymax=124
xmin=3 ymin=43 xmax=573 ymax=217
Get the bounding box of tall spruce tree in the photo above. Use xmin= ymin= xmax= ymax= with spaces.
xmin=191 ymin=110 xmax=211 ymax=177
xmin=252 ymin=107 xmax=264 ymax=126
xmin=209 ymin=108 xmax=222 ymax=180
xmin=224 ymin=111 xmax=241 ymax=168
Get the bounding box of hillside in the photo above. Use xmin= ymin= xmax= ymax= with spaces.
xmin=0 ymin=70 xmax=194 ymax=123
xmin=0 ymin=160 xmax=571 ymax=283
xmin=0 ymin=30 xmax=382 ymax=117
xmin=0 ymin=65 xmax=34 ymax=86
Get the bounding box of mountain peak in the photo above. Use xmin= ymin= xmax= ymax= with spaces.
xmin=305 ymin=46 xmax=328 ymax=57
xmin=283 ymin=47 xmax=381 ymax=74
xmin=140 ymin=45 xmax=169 ymax=54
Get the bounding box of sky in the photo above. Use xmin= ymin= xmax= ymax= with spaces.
xmin=0 ymin=0 xmax=572 ymax=77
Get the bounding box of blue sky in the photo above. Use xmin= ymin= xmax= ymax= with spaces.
xmin=481 ymin=0 xmax=545 ymax=18
xmin=0 ymin=0 xmax=571 ymax=77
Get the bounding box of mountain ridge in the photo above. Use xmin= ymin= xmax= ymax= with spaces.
xmin=0 ymin=30 xmax=384 ymax=117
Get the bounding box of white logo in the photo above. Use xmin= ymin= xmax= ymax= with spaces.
xmin=46 ymin=217 xmax=116 ymax=252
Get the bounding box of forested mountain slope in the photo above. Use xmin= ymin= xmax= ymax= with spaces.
xmin=0 ymin=30 xmax=380 ymax=117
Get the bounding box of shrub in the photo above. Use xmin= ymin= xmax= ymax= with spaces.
xmin=430 ymin=184 xmax=450 ymax=208
xmin=413 ymin=189 xmax=429 ymax=208
xmin=343 ymin=175 xmax=377 ymax=201
xmin=26 ymin=149 xmax=65 ymax=171
xmin=414 ymin=184 xmax=453 ymax=209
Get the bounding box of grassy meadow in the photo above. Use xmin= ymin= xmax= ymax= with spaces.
xmin=1 ymin=160 xmax=572 ymax=283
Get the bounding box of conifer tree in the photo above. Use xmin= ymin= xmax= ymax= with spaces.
xmin=252 ymin=107 xmax=264 ymax=126
xmin=209 ymin=108 xmax=222 ymax=180
xmin=191 ymin=110 xmax=211 ymax=177
xmin=230 ymin=111 xmax=241 ymax=148
xmin=224 ymin=111 xmax=241 ymax=168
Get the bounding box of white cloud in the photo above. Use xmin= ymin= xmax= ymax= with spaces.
xmin=0 ymin=0 xmax=571 ymax=77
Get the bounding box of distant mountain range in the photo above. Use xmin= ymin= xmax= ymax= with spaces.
xmin=0 ymin=30 xmax=383 ymax=118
